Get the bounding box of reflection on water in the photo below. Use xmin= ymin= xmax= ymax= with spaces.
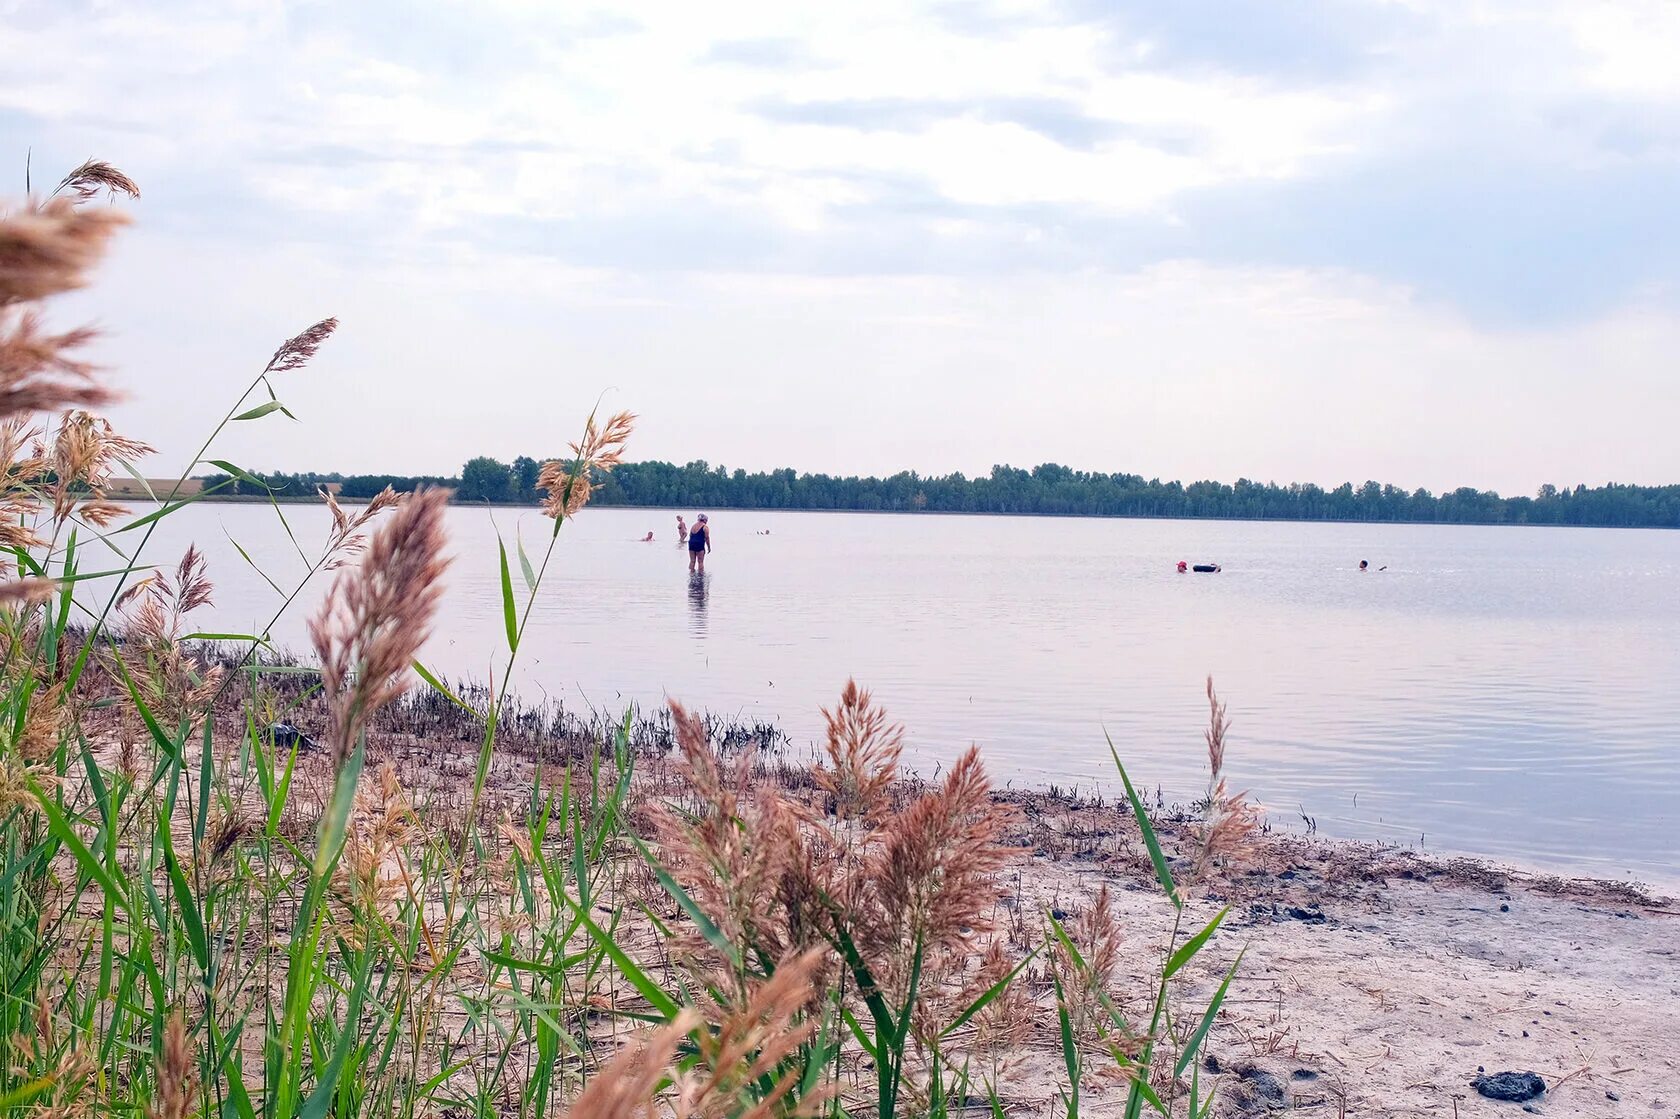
xmin=687 ymin=572 xmax=708 ymax=636
xmin=92 ymin=503 xmax=1680 ymax=885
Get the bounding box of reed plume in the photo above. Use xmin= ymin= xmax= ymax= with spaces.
xmin=562 ymin=1011 xmax=698 ymax=1119
xmin=649 ymin=700 xmax=799 ymax=973
xmin=1195 ymin=676 xmax=1261 ymax=876
xmin=539 ymin=409 xmax=635 ymax=518
xmin=814 ymin=679 xmax=903 ymax=823
xmin=675 ymin=948 xmax=827 ymax=1119
xmin=115 ymin=546 xmax=223 ymax=726
xmin=321 ymin=483 xmax=401 ymax=568
xmin=871 ymin=746 xmax=1011 ymax=959
xmin=0 ymin=576 xmax=55 ymax=605
xmin=46 ymin=409 xmax=153 ymax=521
xmin=310 ymin=488 xmax=450 ymax=764
xmin=265 ymin=317 xmax=338 ymax=374
xmin=146 ymin=1012 xmax=195 ymax=1119
xmin=1 ymin=178 xmax=132 ymax=422
xmin=51 ymin=159 xmax=141 ymax=202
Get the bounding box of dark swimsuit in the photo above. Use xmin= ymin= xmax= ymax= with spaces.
xmin=688 ymin=525 xmax=707 ymax=553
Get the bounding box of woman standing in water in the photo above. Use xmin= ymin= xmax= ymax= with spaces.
xmin=687 ymin=513 xmax=710 ymax=573
xmin=676 ymin=514 xmax=688 ymax=545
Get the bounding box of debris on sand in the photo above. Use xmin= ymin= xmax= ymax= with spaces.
xmin=1472 ymin=1071 xmax=1546 ymax=1102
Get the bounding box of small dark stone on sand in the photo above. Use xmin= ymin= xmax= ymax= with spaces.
xmin=1050 ymin=907 xmax=1068 ymax=920
xmin=1286 ymin=905 xmax=1327 ymax=923
xmin=1500 ymin=903 xmax=1510 ymax=912
xmin=1204 ymin=1054 xmax=1222 ymax=1074
xmin=1472 ymin=1071 xmax=1546 ymax=1102
xmin=1605 ymin=1090 xmax=1619 ymax=1101
xmin=1277 ymin=869 xmax=1298 ymax=879
xmin=1291 ymin=1069 xmax=1319 ymax=1081
xmin=1522 ymin=1105 xmax=1539 ymax=1114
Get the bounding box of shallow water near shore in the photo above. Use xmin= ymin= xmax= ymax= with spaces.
xmin=98 ymin=503 xmax=1680 ymax=886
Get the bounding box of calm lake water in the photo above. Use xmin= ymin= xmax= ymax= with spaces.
xmin=97 ymin=503 xmax=1679 ymax=886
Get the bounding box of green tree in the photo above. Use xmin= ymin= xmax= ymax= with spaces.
xmin=459 ymin=456 xmax=514 ymax=503
xmin=512 ymin=456 xmax=542 ymax=503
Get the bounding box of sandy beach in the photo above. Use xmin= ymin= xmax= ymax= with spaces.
xmin=354 ymin=712 xmax=1679 ymax=1119
xmin=998 ymin=793 xmax=1678 ymax=1117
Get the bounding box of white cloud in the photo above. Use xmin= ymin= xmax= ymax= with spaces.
xmin=4 ymin=0 xmax=1679 ymax=490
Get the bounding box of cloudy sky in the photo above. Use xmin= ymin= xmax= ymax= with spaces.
xmin=4 ymin=0 xmax=1678 ymax=494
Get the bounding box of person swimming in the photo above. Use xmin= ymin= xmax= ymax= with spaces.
xmin=687 ymin=513 xmax=711 ymax=573
xmin=1359 ymin=559 xmax=1369 ymax=571
xmin=642 ymin=532 xmax=654 ymax=542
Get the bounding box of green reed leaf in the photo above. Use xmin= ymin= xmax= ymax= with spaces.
xmin=498 ymin=537 xmax=518 ymax=652
xmin=1174 ymin=947 xmax=1245 ymax=1077
xmin=231 ymin=400 xmax=287 ymax=421
xmin=1165 ymin=906 xmax=1229 ymax=979
xmin=1107 ymin=730 xmax=1178 ymax=909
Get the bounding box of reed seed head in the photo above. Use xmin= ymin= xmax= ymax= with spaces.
xmin=310 ymin=488 xmax=451 ymax=764
xmin=265 ymin=317 xmax=338 ymax=374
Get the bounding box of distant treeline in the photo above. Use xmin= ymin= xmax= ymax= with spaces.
xmin=198 ymin=459 xmax=1680 ymax=528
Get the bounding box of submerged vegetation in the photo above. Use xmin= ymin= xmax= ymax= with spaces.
xmin=1 ymin=162 xmax=1258 ymax=1117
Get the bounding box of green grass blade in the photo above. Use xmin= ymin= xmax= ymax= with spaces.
xmin=562 ymin=894 xmax=680 ymax=1019
xmin=1051 ymin=968 xmax=1079 ymax=1119
xmin=1164 ymin=907 xmax=1229 ymax=979
xmin=26 ymin=779 xmax=133 ymax=918
xmin=1173 ymin=947 xmax=1245 ymax=1077
xmin=630 ymin=835 xmax=740 ymax=970
xmin=411 ymin=660 xmax=476 ymax=714
xmin=497 ymin=538 xmax=518 ymax=652
xmin=1106 ymin=731 xmax=1178 ymax=909
xmin=516 ymin=530 xmax=537 ymax=592
xmin=940 ymin=946 xmax=1037 ymax=1039
xmin=231 ymin=400 xmax=286 ymax=421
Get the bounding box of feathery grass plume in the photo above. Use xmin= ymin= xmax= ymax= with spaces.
xmin=960 ymin=940 xmax=1033 ymax=1083
xmin=115 ymin=546 xmax=223 ymax=725
xmin=1195 ymin=676 xmax=1262 ymax=877
xmin=814 ymin=678 xmax=903 ymax=822
xmin=0 ymin=194 xmax=128 ymax=422
xmin=146 ymin=1012 xmax=195 ymax=1119
xmin=872 ymin=746 xmax=1012 ymax=957
xmin=321 ymin=483 xmax=400 ymax=568
xmin=17 ymin=681 xmax=66 ymax=763
xmin=331 ymin=762 xmax=419 ymax=931
xmin=51 ymin=159 xmax=141 ymax=202
xmin=310 ymin=488 xmax=450 ymax=764
xmin=264 ymin=317 xmax=338 ymax=374
xmin=47 ymin=409 xmax=152 ymax=520
xmin=562 ymin=1010 xmax=698 ymax=1119
xmin=1050 ymin=884 xmax=1142 ymax=1068
xmin=0 ymin=196 xmax=129 ymax=307
xmin=0 ymin=576 xmax=55 ymax=605
xmin=650 ymin=700 xmax=800 ymax=972
xmin=539 ymin=409 xmax=636 ymax=518
xmin=675 ymin=948 xmax=828 ymax=1119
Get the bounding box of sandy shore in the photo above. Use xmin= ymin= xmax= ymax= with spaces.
xmin=378 ymin=724 xmax=1678 ymax=1118
xmin=996 ymin=790 xmax=1678 ymax=1118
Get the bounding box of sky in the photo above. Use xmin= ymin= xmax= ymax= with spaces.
xmin=3 ymin=0 xmax=1679 ymax=495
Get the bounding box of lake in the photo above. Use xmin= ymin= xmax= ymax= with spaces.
xmin=91 ymin=502 xmax=1680 ymax=886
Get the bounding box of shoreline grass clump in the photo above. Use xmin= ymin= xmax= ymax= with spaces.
xmin=0 ymin=158 xmax=1255 ymax=1118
